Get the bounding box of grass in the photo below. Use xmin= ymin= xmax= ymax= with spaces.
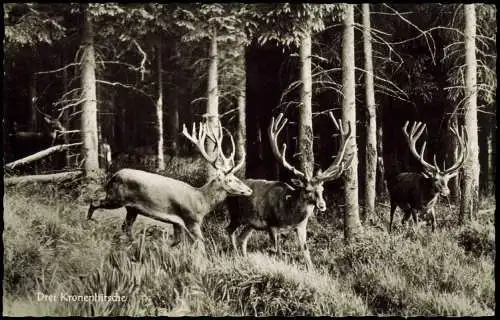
xmin=2 ymin=157 xmax=496 ymax=316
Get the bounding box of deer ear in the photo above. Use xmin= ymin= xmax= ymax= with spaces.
xmin=447 ymin=171 xmax=459 ymax=179
xmin=291 ymin=178 xmax=304 ymax=187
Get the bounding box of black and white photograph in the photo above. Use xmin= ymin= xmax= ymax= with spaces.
xmin=3 ymin=3 xmax=496 ymax=316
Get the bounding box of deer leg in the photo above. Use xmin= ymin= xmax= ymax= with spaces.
xmin=87 ymin=199 xmax=122 ymax=220
xmin=238 ymin=225 xmax=255 ymax=257
xmin=389 ymin=202 xmax=397 ymax=233
xmin=401 ymin=207 xmax=412 ymax=229
xmin=296 ymin=220 xmax=313 ymax=270
xmin=122 ymin=207 xmax=139 ymax=238
xmin=226 ymin=219 xmax=241 ymax=253
xmin=411 ymin=209 xmax=419 ymax=230
xmin=138 ymin=208 xmax=196 ymax=242
xmin=429 ymin=207 xmax=436 ymax=232
xmin=187 ymin=223 xmax=205 ymax=253
xmin=171 ymin=224 xmax=185 ymax=247
xmin=268 ymin=227 xmax=281 ymax=255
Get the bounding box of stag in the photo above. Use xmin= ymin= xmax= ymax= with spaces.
xmin=388 ymin=121 xmax=468 ymax=233
xmin=226 ymin=112 xmax=353 ymax=269
xmin=87 ymin=121 xmax=253 ymax=250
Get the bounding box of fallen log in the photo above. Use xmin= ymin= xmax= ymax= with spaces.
xmin=5 ymin=142 xmax=83 ymax=169
xmin=4 ymin=170 xmax=83 ymax=186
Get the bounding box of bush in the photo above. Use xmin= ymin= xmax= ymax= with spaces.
xmin=458 ymin=221 xmax=495 ymax=259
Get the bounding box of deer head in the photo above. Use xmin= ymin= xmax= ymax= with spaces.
xmin=269 ymin=112 xmax=353 ymax=212
xmin=182 ymin=121 xmax=252 ymax=196
xmin=402 ymin=121 xmax=468 ymax=197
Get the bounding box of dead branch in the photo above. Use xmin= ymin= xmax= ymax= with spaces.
xmin=132 ymin=39 xmax=147 ymax=81
xmin=5 ymin=143 xmax=83 ymax=169
xmin=4 ymin=171 xmax=83 ymax=186
xmin=35 ymin=63 xmax=81 ymax=75
xmin=55 ymin=129 xmax=81 ymax=135
xmin=57 ymin=98 xmax=87 ymax=112
xmin=382 ymin=4 xmax=437 ymax=64
xmin=95 ymin=80 xmax=154 ymax=103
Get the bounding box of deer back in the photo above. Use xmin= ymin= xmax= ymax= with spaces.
xmin=227 ymin=179 xmax=313 ymax=229
xmin=389 ymin=172 xmax=439 ymax=210
xmin=107 ymin=169 xmax=209 ymax=221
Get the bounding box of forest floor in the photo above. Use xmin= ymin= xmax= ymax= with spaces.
xmin=2 ymin=161 xmax=495 ymax=316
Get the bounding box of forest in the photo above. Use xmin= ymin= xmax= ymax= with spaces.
xmin=3 ymin=3 xmax=496 ymax=316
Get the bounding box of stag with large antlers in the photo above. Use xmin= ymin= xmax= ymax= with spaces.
xmin=388 ymin=121 xmax=468 ymax=233
xmin=88 ymin=121 xmax=253 ymax=250
xmin=226 ymin=112 xmax=353 ymax=269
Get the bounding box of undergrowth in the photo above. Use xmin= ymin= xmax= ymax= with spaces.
xmin=2 ymin=158 xmax=495 ymax=316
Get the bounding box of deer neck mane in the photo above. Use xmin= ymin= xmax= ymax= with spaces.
xmin=420 ymin=174 xmax=440 ymax=203
xmin=198 ymin=177 xmax=228 ymax=209
xmin=284 ymin=187 xmax=312 ymax=213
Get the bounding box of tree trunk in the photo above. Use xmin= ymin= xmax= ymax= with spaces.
xmin=62 ymin=52 xmax=72 ymax=168
xmin=119 ymin=107 xmax=126 ymax=151
xmin=29 ymin=73 xmax=38 ymax=132
xmin=5 ymin=171 xmax=83 ymax=186
xmin=299 ymin=27 xmax=314 ymax=177
xmin=168 ymin=42 xmax=180 ymax=156
xmin=362 ymin=3 xmax=377 ymax=223
xmin=80 ymin=4 xmax=100 ymax=179
xmin=206 ymin=31 xmax=220 ymax=179
xmin=460 ymin=3 xmax=480 ymax=222
xmin=5 ymin=143 xmax=83 ymax=169
xmin=169 ymin=93 xmax=179 ymax=156
xmin=342 ymin=4 xmax=362 ymax=241
xmin=478 ymin=112 xmax=489 ymax=195
xmin=236 ymin=48 xmax=247 ymax=178
xmin=449 ymin=113 xmax=461 ymax=203
xmin=156 ymin=41 xmax=165 ymax=171
xmin=109 ymin=92 xmax=116 ymax=146
xmin=376 ymin=118 xmax=388 ymax=198
xmin=488 ymin=114 xmax=495 ymax=195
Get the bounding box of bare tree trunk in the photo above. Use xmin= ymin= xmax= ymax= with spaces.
xmin=460 ymin=3 xmax=480 ymax=222
xmin=236 ymin=48 xmax=247 ymax=178
xmin=119 ymin=107 xmax=126 ymax=151
xmin=478 ymin=112 xmax=489 ymax=195
xmin=62 ymin=53 xmax=72 ymax=168
xmin=5 ymin=171 xmax=83 ymax=186
xmin=449 ymin=114 xmax=461 ymax=203
xmin=488 ymin=114 xmax=495 ymax=195
xmin=206 ymin=30 xmax=219 ymax=179
xmin=156 ymin=41 xmax=165 ymax=171
xmin=299 ymin=27 xmax=314 ymax=177
xmin=376 ymin=119 xmax=387 ymax=198
xmin=80 ymin=4 xmax=99 ymax=179
xmin=169 ymin=43 xmax=180 ymax=156
xmin=342 ymin=4 xmax=362 ymax=241
xmin=169 ymin=94 xmax=179 ymax=156
xmin=362 ymin=3 xmax=377 ymax=223
xmin=5 ymin=143 xmax=82 ymax=169
xmin=29 ymin=73 xmax=38 ymax=132
xmin=109 ymin=92 xmax=116 ymax=145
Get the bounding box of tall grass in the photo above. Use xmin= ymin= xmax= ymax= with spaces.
xmin=3 ymin=158 xmax=495 ymax=316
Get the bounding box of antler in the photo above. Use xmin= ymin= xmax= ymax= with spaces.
xmin=402 ymin=121 xmax=440 ymax=176
xmin=403 ymin=121 xmax=469 ymax=177
xmin=184 ymin=120 xmax=245 ymax=174
xmin=314 ymin=112 xmax=354 ymax=182
xmin=214 ymin=125 xmax=245 ymax=174
xmin=268 ymin=113 xmax=306 ymax=179
xmin=182 ymin=122 xmax=219 ymax=168
xmin=443 ymin=123 xmax=468 ymax=176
